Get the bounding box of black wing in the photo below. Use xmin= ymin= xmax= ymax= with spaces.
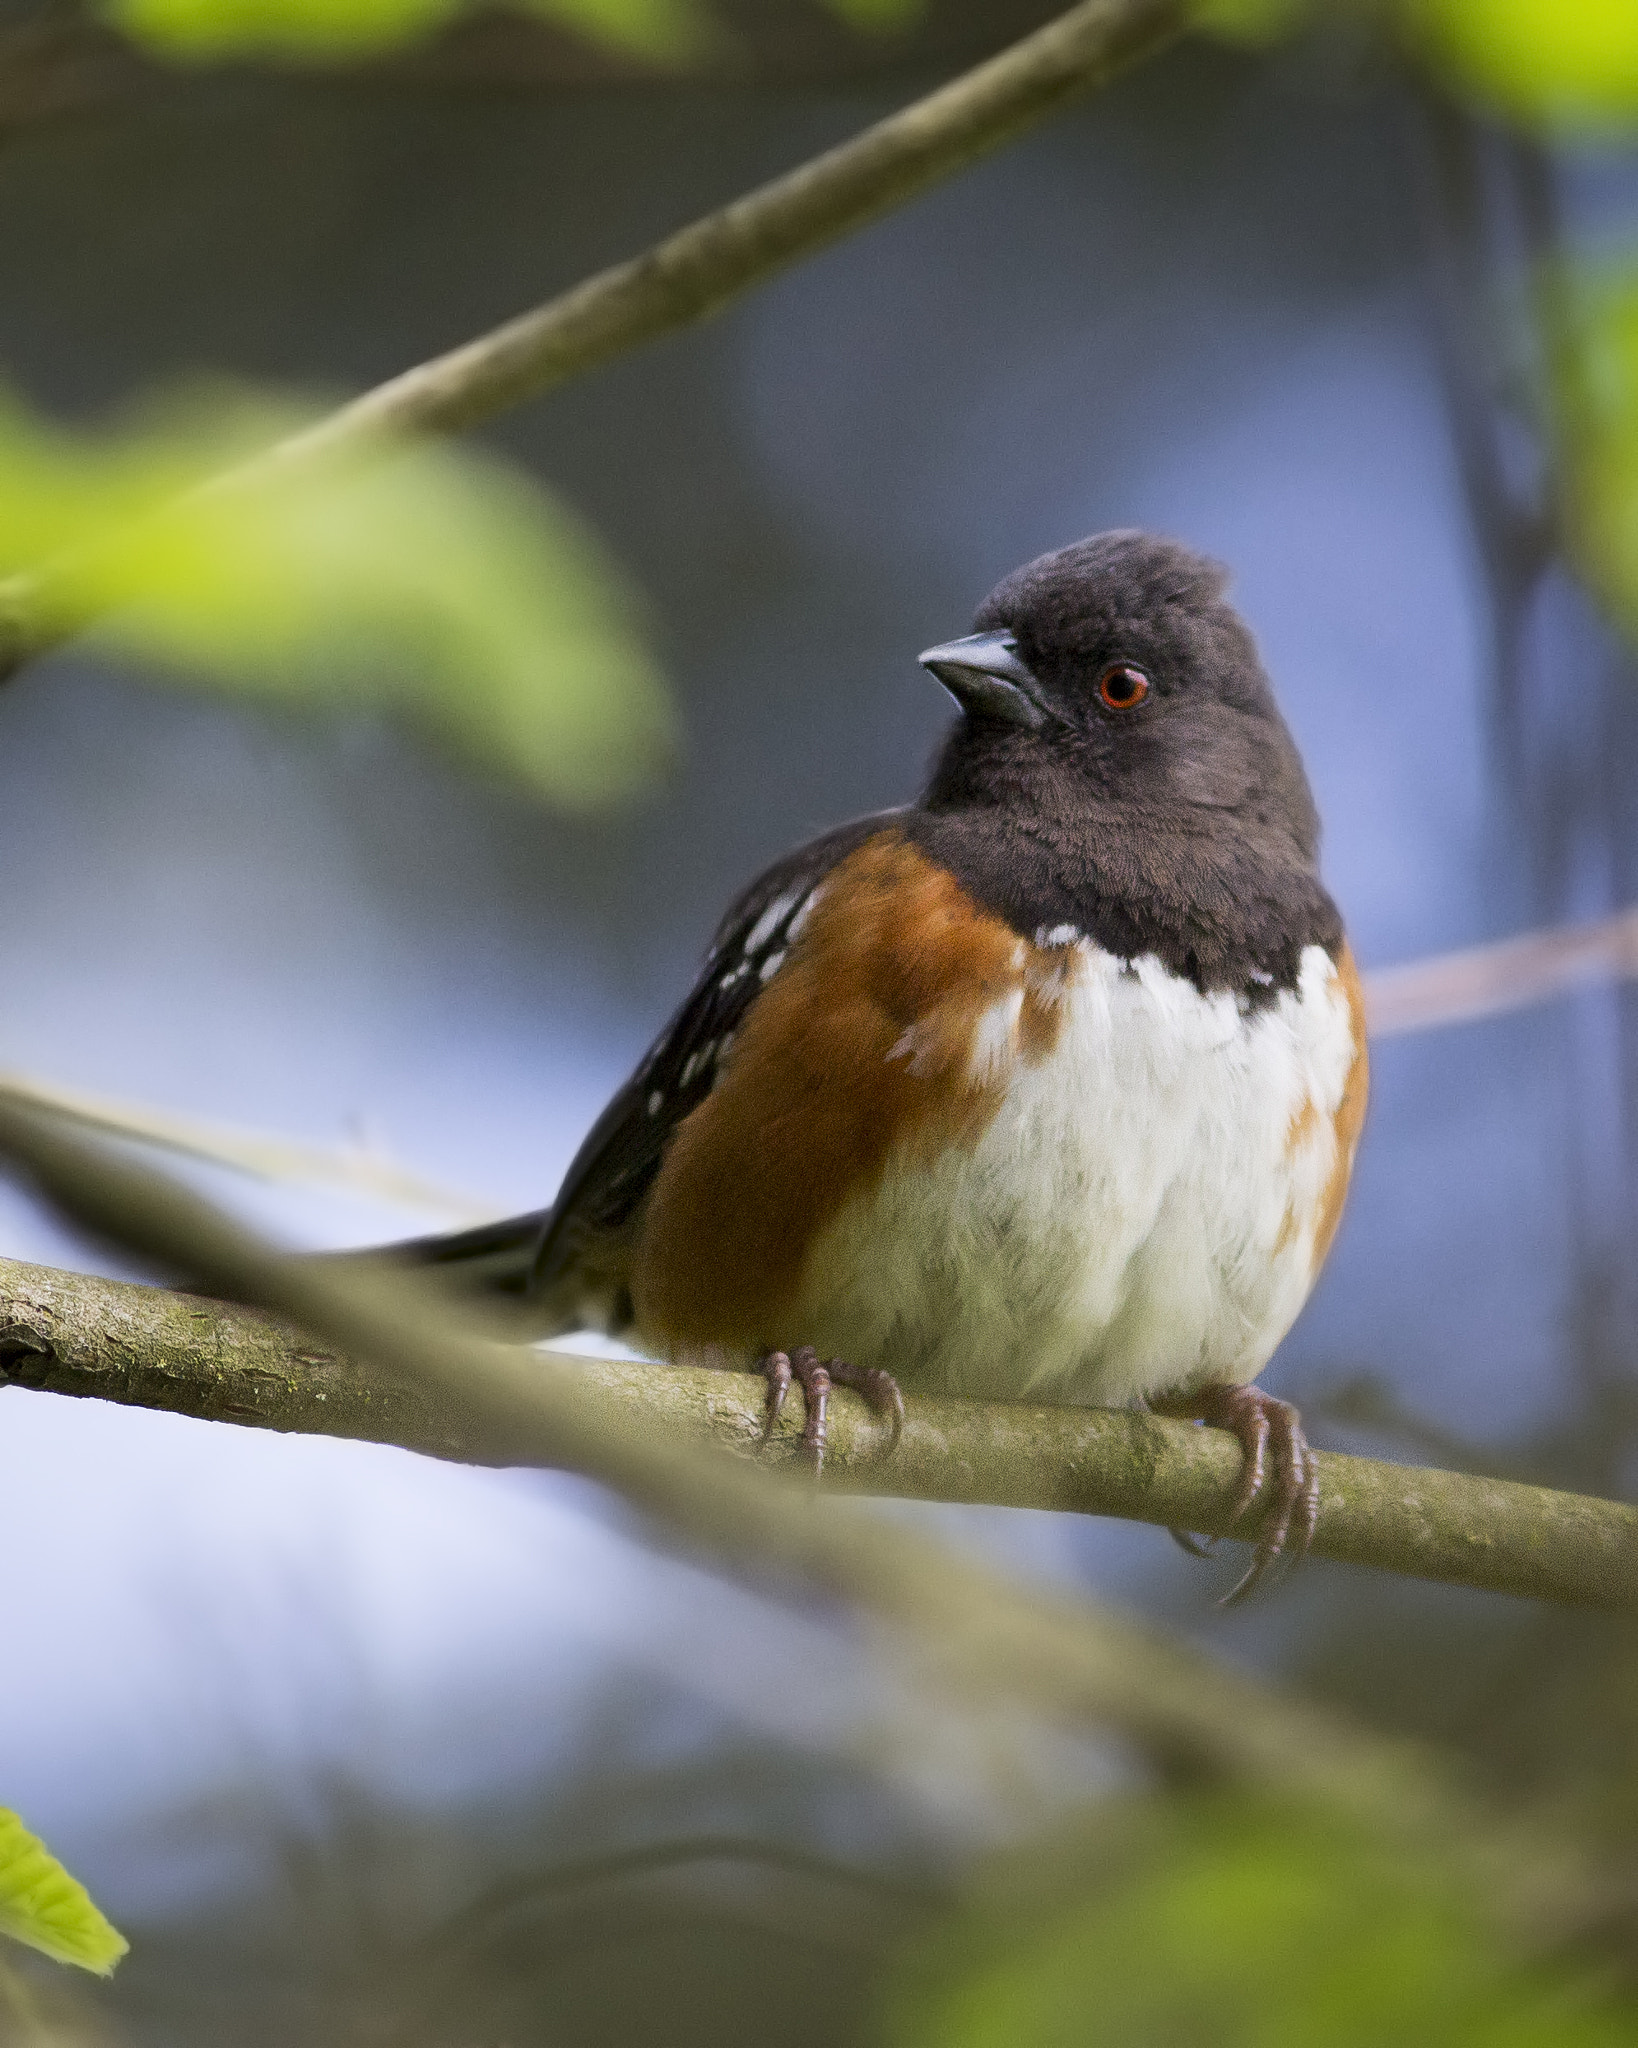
xmin=529 ymin=809 xmax=900 ymax=1302
xmin=379 ymin=809 xmax=901 ymax=1316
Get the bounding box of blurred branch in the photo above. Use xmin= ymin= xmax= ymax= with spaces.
xmin=0 ymin=1096 xmax=1488 ymax=1836
xmin=8 ymin=896 xmax=1638 ymax=1240
xmin=2 ymin=1250 xmax=1633 ymax=1614
xmin=1363 ymin=902 xmax=1638 ymax=1037
xmin=0 ymin=1068 xmax=490 ymax=1222
xmin=0 ymin=0 xmax=1186 ymax=677
xmin=3 ymin=1086 xmax=1629 ymax=1958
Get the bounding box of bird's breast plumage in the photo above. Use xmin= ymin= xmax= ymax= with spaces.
xmin=629 ymin=830 xmax=1366 ymax=1405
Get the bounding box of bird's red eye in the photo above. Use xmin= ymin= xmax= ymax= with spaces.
xmin=1098 ymin=663 xmax=1150 ymax=710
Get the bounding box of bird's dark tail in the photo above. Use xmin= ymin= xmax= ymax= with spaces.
xmin=342 ymin=1208 xmax=549 ymax=1298
xmin=307 ymin=1204 xmax=556 ymax=1318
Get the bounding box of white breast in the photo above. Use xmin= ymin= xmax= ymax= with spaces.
xmin=789 ymin=941 xmax=1358 ymax=1407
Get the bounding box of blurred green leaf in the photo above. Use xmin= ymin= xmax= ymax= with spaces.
xmin=516 ymin=0 xmax=706 ymax=59
xmin=820 ymin=0 xmax=926 ymax=33
xmin=1191 ymin=0 xmax=1317 ymax=51
xmin=0 ymin=387 xmax=673 ymax=806
xmin=102 ymin=0 xmax=465 ymax=61
xmin=885 ymin=1795 xmax=1634 ymax=2048
xmin=99 ymin=0 xmax=912 ymax=64
xmin=1407 ymin=0 xmax=1638 ymax=134
xmin=1195 ymin=1 xmax=1638 ymax=135
xmin=1550 ymin=268 xmax=1638 ymax=652
xmin=101 ymin=0 xmax=705 ymax=63
xmin=0 ymin=1809 xmax=128 ymax=1976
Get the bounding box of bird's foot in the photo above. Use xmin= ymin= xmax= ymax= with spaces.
xmin=1154 ymin=1382 xmax=1319 ymax=1606
xmin=756 ymin=1345 xmax=904 ymax=1476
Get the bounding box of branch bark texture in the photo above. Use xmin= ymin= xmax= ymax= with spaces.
xmin=3 ymin=1254 xmax=1631 ymax=1614
xmin=0 ymin=0 xmax=1186 ymax=676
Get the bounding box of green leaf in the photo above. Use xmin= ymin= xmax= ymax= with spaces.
xmin=101 ymin=0 xmax=466 ymax=62
xmin=1548 ymin=267 xmax=1638 ymax=650
xmin=0 ymin=386 xmax=674 ymax=806
xmin=515 ymin=0 xmax=709 ymax=61
xmin=1401 ymin=0 xmax=1638 ymax=132
xmin=100 ymin=0 xmax=904 ymax=65
xmin=885 ymin=1796 xmax=1636 ymax=2048
xmin=0 ymin=1811 xmax=127 ymax=1977
xmin=100 ymin=0 xmax=711 ymax=64
xmin=1539 ymin=264 xmax=1637 ymax=647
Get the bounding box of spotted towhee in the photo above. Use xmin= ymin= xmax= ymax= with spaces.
xmin=398 ymin=531 xmax=1367 ymax=1600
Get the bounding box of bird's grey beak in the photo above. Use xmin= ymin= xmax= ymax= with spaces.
xmin=917 ymin=631 xmax=1046 ymax=729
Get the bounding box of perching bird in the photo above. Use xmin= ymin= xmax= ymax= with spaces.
xmin=398 ymin=531 xmax=1367 ymax=1600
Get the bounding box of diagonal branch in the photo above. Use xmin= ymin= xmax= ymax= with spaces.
xmin=0 ymin=0 xmax=1187 ymax=678
xmin=0 ymin=1090 xmax=1624 ymax=1949
xmin=2 ymin=1251 xmax=1632 ymax=1614
xmin=0 ymin=1096 xmax=1440 ymax=1823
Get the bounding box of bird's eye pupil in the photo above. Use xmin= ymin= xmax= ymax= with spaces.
xmin=1099 ymin=664 xmax=1150 ymax=710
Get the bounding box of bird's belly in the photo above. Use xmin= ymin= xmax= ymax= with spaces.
xmin=788 ymin=943 xmax=1361 ymax=1407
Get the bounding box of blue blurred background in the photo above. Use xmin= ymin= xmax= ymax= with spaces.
xmin=0 ymin=15 xmax=1635 ymax=2038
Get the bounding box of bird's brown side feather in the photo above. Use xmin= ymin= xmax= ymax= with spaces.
xmin=1311 ymin=942 xmax=1369 ymax=1278
xmin=632 ymin=830 xmax=1060 ymax=1352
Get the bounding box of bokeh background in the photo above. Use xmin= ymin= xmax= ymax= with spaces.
xmin=2 ymin=1 xmax=1637 ymax=2039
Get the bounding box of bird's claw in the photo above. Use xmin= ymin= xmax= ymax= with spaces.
xmin=756 ymin=1345 xmax=903 ymax=1475
xmin=1159 ymin=1383 xmax=1319 ymax=1605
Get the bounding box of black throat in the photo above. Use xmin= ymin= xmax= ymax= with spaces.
xmin=900 ymin=733 xmax=1344 ymax=1002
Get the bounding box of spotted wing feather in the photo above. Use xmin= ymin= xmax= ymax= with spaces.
xmin=522 ymin=811 xmax=901 ymax=1320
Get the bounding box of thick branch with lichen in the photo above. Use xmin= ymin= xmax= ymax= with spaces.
xmin=2 ymin=1253 xmax=1631 ymax=1614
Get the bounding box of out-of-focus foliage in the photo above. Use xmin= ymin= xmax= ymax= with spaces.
xmin=884 ymin=1795 xmax=1634 ymax=2048
xmin=821 ymin=0 xmax=925 ymax=30
xmin=1192 ymin=0 xmax=1315 ymax=51
xmin=0 ymin=388 xmax=672 ymax=806
xmin=0 ymin=1809 xmax=127 ymax=1976
xmin=1198 ymin=0 xmax=1638 ymax=660
xmin=1407 ymin=0 xmax=1638 ymax=135
xmin=102 ymin=0 xmax=705 ymax=63
xmin=1551 ymin=272 xmax=1638 ymax=648
xmin=1200 ymin=0 xmax=1638 ymax=136
xmin=100 ymin=0 xmax=925 ymax=64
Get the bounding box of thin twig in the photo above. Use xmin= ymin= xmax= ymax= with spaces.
xmin=0 ymin=0 xmax=1187 ymax=678
xmin=4 ymin=897 xmax=1638 ymax=1234
xmin=0 ymin=1068 xmax=489 ymax=1221
xmin=1364 ymin=903 xmax=1638 ymax=1037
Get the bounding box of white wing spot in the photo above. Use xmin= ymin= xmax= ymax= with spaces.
xmin=785 ymin=886 xmax=823 ymax=941
xmin=1250 ymin=969 xmax=1275 ymax=987
xmin=759 ymin=949 xmax=786 ymax=983
xmin=1037 ymin=923 xmax=1080 ymax=948
xmin=681 ymin=1041 xmax=717 ymax=1086
xmin=646 ymin=1090 xmax=664 ymax=1115
xmin=745 ymin=892 xmax=796 ymax=955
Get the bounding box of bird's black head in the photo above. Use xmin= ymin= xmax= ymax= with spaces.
xmin=919 ymin=530 xmax=1321 ymax=867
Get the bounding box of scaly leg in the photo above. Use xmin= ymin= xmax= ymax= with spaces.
xmin=1154 ymin=1382 xmax=1319 ymax=1606
xmin=757 ymin=1346 xmax=905 ymax=1474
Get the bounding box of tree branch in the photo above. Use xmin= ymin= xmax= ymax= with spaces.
xmin=0 ymin=1102 xmax=1442 ymax=1824
xmin=2 ymin=1253 xmax=1631 ymax=1614
xmin=2 ymin=1092 xmax=1626 ymax=1955
xmin=0 ymin=0 xmax=1187 ymax=678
